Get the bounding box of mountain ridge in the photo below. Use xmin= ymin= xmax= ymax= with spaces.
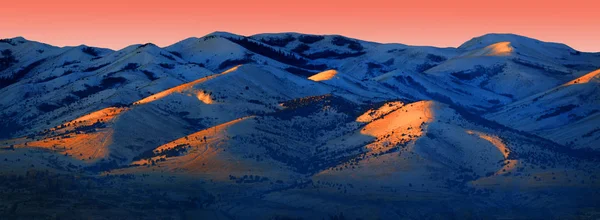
xmin=1 ymin=31 xmax=599 ymax=219
xmin=4 ymin=31 xmax=597 ymax=53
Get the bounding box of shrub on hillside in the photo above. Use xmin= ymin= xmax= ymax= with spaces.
xmin=0 ymin=49 xmax=18 ymax=72
xmin=298 ymin=35 xmax=325 ymax=44
xmin=81 ymin=47 xmax=99 ymax=57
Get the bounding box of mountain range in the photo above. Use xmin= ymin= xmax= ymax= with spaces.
xmin=0 ymin=32 xmax=599 ymax=219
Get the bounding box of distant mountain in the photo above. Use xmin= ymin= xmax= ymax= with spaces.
xmin=1 ymin=32 xmax=599 ymax=219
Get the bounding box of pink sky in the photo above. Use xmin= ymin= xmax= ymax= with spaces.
xmin=1 ymin=0 xmax=598 ymax=51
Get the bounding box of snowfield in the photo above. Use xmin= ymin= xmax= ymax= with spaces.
xmin=0 ymin=32 xmax=599 ymax=219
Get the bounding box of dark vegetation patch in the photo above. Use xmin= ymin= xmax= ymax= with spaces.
xmin=37 ymin=103 xmax=61 ymax=112
xmin=137 ymin=43 xmax=154 ymax=49
xmin=0 ymin=170 xmax=217 ymax=216
xmin=382 ymin=58 xmax=395 ymax=66
xmin=177 ymin=111 xmax=190 ymax=117
xmin=259 ymin=35 xmax=296 ymax=47
xmin=71 ymin=121 xmax=108 ymax=134
xmin=449 ymin=104 xmax=600 ymax=162
xmin=252 ymin=95 xmax=379 ymax=174
xmin=387 ymin=48 xmax=406 ymax=53
xmin=415 ymin=63 xmax=436 ymax=73
xmin=202 ymin=35 xmax=217 ymax=41
xmin=536 ymin=105 xmax=578 ymax=121
xmin=122 ymin=63 xmax=139 ymax=71
xmin=169 ymin=51 xmax=183 ymax=58
xmin=298 ymin=35 xmax=325 ymax=44
xmin=225 ymin=36 xmax=327 ymax=71
xmin=0 ymin=115 xmax=23 ymax=139
xmin=141 ymin=70 xmax=159 ymax=81
xmin=245 ymin=99 xmax=264 ymax=107
xmin=291 ymin=44 xmax=310 ymax=54
xmin=348 ymin=43 xmax=364 ymax=51
xmin=154 ymin=144 xmax=190 ymax=158
xmin=331 ymin=36 xmax=364 ymax=51
xmin=160 ymin=53 xmax=176 ymax=61
xmin=257 ymin=129 xmax=366 ymax=174
xmin=393 ymin=75 xmax=426 ymax=93
xmin=512 ymin=58 xmax=570 ymax=75
xmin=487 ymin=99 xmax=500 ymax=104
xmin=0 ymin=39 xmax=16 ymax=46
xmin=366 ymin=61 xmax=390 ymax=77
xmin=426 ymin=54 xmax=447 ymax=62
xmin=36 ymin=75 xmax=59 ymax=83
xmin=85 ymin=159 xmax=122 ymax=173
xmin=273 ymin=95 xmax=363 ymax=120
xmin=501 ymin=93 xmax=514 ymax=99
xmin=82 ymin=63 xmax=110 ymax=72
xmin=285 ymin=67 xmax=318 ymax=78
xmin=367 ymin=62 xmax=382 ymax=69
xmin=100 ymin=76 xmax=127 ymax=87
xmin=218 ymin=54 xmax=254 ymax=70
xmin=0 ymin=49 xmax=18 ymax=72
xmin=132 ymin=144 xmax=190 ymax=162
xmin=61 ymin=70 xmax=74 ymax=76
xmin=582 ymin=128 xmax=600 ymax=138
xmin=393 ymin=75 xmax=460 ymax=110
xmin=563 ymin=63 xmax=599 ymax=71
xmin=229 ymin=174 xmax=269 ymax=184
xmin=450 ymin=65 xmax=505 ymax=81
xmin=72 ymin=76 xmax=127 ymax=98
xmin=59 ymin=95 xmax=78 ymax=106
xmin=61 ymin=60 xmax=80 ymax=67
xmin=159 ymin=63 xmax=175 ymax=69
xmin=73 ymin=85 xmax=107 ymax=99
xmin=188 ymin=62 xmax=205 ymax=68
xmin=0 ymin=57 xmax=45 ymax=89
xmin=81 ymin=47 xmax=99 ymax=57
xmin=304 ymin=50 xmax=365 ymax=59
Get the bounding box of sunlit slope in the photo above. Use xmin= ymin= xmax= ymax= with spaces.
xmin=118 ymin=95 xmax=597 ymax=191
xmin=565 ymin=68 xmax=600 ymax=85
xmin=126 ymin=117 xmax=273 ymax=180
xmin=133 ymin=65 xmax=241 ymax=105
xmin=487 ymin=68 xmax=600 ymax=149
xmin=309 ymin=69 xmax=399 ymax=103
xmin=423 ymin=34 xmax=599 ymax=101
xmin=121 ymin=94 xmax=366 ymax=175
xmin=1 ymin=64 xmax=333 ymax=167
xmin=3 ymin=32 xmax=600 ymax=143
xmin=313 ymin=99 xmax=596 ymax=194
xmin=0 ymin=66 xmax=240 ymax=164
xmin=2 ymin=107 xmax=128 ymax=162
xmin=308 ymin=70 xmax=338 ymax=81
xmin=0 ymin=65 xmax=240 ymax=164
xmin=461 ymin=41 xmax=513 ymax=57
xmin=0 ymin=38 xmax=213 ymax=139
xmin=342 ymin=101 xmax=509 ymax=177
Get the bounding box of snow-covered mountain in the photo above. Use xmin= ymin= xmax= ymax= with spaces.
xmin=0 ymin=32 xmax=599 ymax=219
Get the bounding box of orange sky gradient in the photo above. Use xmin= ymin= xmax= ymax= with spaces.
xmin=1 ymin=0 xmax=598 ymax=51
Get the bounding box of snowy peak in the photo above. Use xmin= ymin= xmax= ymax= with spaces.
xmin=458 ymin=33 xmax=586 ymax=61
xmin=459 ymin=33 xmax=573 ymax=51
xmin=460 ymin=41 xmax=514 ymax=57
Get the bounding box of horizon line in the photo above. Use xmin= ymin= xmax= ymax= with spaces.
xmin=2 ymin=31 xmax=596 ymax=53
